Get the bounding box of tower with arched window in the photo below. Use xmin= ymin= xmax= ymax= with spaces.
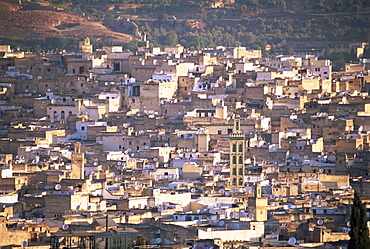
xmin=229 ymin=114 xmax=245 ymax=188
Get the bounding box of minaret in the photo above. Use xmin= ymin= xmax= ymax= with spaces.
xmin=71 ymin=142 xmax=85 ymax=179
xmin=229 ymin=114 xmax=245 ymax=187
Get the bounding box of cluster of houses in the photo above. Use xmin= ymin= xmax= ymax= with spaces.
xmin=0 ymin=39 xmax=369 ymax=248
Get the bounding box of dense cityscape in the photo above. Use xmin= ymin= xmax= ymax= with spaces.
xmin=1 ymin=0 xmax=370 ymax=248
xmin=0 ymin=37 xmax=368 ymax=248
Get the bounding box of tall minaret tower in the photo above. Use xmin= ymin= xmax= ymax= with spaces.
xmin=229 ymin=115 xmax=245 ymax=187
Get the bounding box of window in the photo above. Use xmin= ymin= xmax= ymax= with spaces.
xmin=232 ymin=178 xmax=237 ymax=185
xmin=81 ymin=126 xmax=85 ymax=131
xmin=239 ymin=178 xmax=243 ymax=185
xmin=239 ymin=156 xmax=243 ymax=164
xmin=218 ymin=130 xmax=222 ymax=135
xmin=232 ymin=167 xmax=236 ymax=175
xmin=239 ymin=167 xmax=243 ymax=175
xmin=239 ymin=143 xmax=243 ymax=152
xmin=232 ymin=144 xmax=237 ymax=152
xmin=232 ymin=156 xmax=237 ymax=164
xmin=61 ymin=111 xmax=65 ymax=119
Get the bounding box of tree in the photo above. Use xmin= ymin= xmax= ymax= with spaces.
xmin=348 ymin=190 xmax=370 ymax=249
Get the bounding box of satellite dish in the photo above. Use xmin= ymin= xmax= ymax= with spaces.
xmin=234 ymin=199 xmax=238 ymax=203
xmin=192 ymin=149 xmax=196 ymax=152
xmin=62 ymin=224 xmax=69 ymax=230
xmin=21 ymin=241 xmax=28 ymax=248
xmin=219 ymin=189 xmax=225 ymax=194
xmin=164 ymin=163 xmax=169 ymax=167
xmin=219 ymin=220 xmax=225 ymax=226
xmin=302 ymin=215 xmax=306 ymax=219
xmin=288 ymin=204 xmax=292 ymax=209
xmin=135 ymin=181 xmax=139 ymax=185
xmin=117 ymin=162 xmax=122 ymax=165
xmin=278 ymin=195 xmax=283 ymax=200
xmin=317 ymin=201 xmax=322 ymax=207
xmin=76 ymin=205 xmax=80 ymax=210
xmin=248 ymin=213 xmax=254 ymax=219
xmin=196 ymin=220 xmax=202 ymax=226
xmin=123 ymin=193 xmax=129 ymax=198
xmin=190 ymin=188 xmax=196 ymax=193
xmin=288 ymin=237 xmax=296 ymax=245
xmin=211 ymin=190 xmax=215 ymax=194
xmin=317 ymin=195 xmax=322 ymax=200
xmin=155 ymin=238 xmax=161 ymax=244
xmin=36 ymin=218 xmax=43 ymax=223
xmin=205 ymin=191 xmax=210 ymax=195
xmin=164 ymin=143 xmax=169 ymax=147
xmin=347 ymin=221 xmax=351 ymax=227
xmin=135 ymin=185 xmax=140 ymax=190
xmin=287 ymin=183 xmax=291 ymax=187
xmin=55 ymin=184 xmax=61 ymax=190
xmin=87 ymin=206 xmax=91 ymax=210
xmin=230 ymin=212 xmax=234 ymax=218
xmin=317 ymin=219 xmax=324 ymax=225
xmin=270 ymin=195 xmax=275 ymax=200
xmin=214 ymin=197 xmax=219 ymax=202
xmin=232 ymin=188 xmax=238 ymax=193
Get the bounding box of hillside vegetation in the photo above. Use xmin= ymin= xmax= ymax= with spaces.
xmin=0 ymin=0 xmax=369 ymax=54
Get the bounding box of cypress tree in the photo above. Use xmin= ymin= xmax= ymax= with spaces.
xmin=348 ymin=190 xmax=370 ymax=249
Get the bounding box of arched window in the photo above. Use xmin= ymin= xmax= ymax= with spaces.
xmin=232 ymin=156 xmax=237 ymax=164
xmin=239 ymin=178 xmax=243 ymax=186
xmin=238 ymin=143 xmax=243 ymax=152
xmin=232 ymin=144 xmax=237 ymax=152
xmin=239 ymin=156 xmax=243 ymax=164
xmin=239 ymin=167 xmax=243 ymax=175
xmin=61 ymin=111 xmax=65 ymax=119
xmin=232 ymin=178 xmax=237 ymax=186
xmin=232 ymin=167 xmax=237 ymax=175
